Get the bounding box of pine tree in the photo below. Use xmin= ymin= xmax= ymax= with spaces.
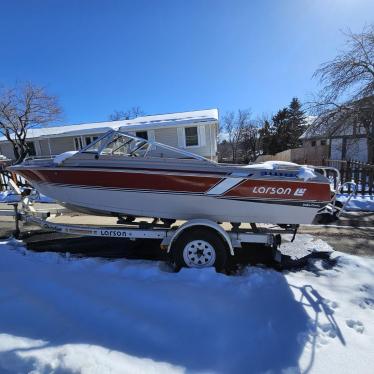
xmin=259 ymin=120 xmax=275 ymax=155
xmin=258 ymin=97 xmax=307 ymax=155
xmin=287 ymin=98 xmax=307 ymax=148
xmin=272 ymin=108 xmax=290 ymax=153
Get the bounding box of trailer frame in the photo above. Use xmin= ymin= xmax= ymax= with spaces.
xmin=2 ymin=189 xmax=288 ymax=269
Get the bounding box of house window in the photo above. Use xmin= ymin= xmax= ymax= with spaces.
xmin=74 ymin=137 xmax=83 ymax=150
xmin=320 ymin=140 xmax=327 ymax=146
xmin=84 ymin=136 xmax=99 ymax=146
xmin=311 ymin=140 xmax=316 ymax=147
xmin=26 ymin=142 xmax=36 ymax=156
xmin=185 ymin=127 xmax=198 ymax=147
xmin=136 ymin=131 xmax=148 ymax=140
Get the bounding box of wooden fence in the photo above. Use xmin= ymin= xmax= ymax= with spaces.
xmin=321 ymin=159 xmax=374 ymax=195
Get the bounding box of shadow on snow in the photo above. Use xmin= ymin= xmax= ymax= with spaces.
xmin=0 ymin=237 xmax=346 ymax=373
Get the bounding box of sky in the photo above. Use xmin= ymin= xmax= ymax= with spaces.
xmin=0 ymin=0 xmax=373 ymax=125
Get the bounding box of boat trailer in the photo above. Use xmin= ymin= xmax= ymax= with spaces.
xmin=0 ymin=177 xmax=356 ymax=270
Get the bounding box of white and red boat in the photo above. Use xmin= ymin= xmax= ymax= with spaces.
xmin=9 ymin=130 xmax=333 ymax=225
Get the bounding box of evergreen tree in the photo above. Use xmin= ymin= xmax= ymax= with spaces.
xmin=272 ymin=108 xmax=290 ymax=153
xmin=259 ymin=120 xmax=275 ymax=154
xmin=256 ymin=97 xmax=308 ymax=156
xmin=287 ymin=97 xmax=307 ymax=148
xmin=260 ymin=98 xmax=307 ymax=154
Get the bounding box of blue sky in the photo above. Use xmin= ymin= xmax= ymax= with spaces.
xmin=1 ymin=0 xmax=373 ymax=124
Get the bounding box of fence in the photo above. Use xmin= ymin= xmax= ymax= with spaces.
xmin=256 ymin=148 xmax=309 ymax=164
xmin=322 ymin=159 xmax=374 ymax=195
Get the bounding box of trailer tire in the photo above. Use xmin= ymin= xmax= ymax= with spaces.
xmin=171 ymin=228 xmax=228 ymax=271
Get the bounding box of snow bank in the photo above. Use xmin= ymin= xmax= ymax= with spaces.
xmin=53 ymin=151 xmax=78 ymax=165
xmin=0 ymin=237 xmax=373 ymax=373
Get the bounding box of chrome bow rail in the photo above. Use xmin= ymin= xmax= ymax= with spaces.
xmin=312 ymin=165 xmax=357 ymax=219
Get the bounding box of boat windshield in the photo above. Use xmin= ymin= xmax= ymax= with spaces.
xmin=80 ymin=130 xmax=213 ymax=161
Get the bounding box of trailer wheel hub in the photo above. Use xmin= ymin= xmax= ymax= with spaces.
xmin=183 ymin=240 xmax=216 ymax=267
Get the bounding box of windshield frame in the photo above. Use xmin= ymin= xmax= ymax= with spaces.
xmin=79 ymin=129 xmax=216 ymax=163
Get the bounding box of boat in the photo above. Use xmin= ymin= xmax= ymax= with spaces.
xmin=8 ymin=129 xmax=333 ymax=225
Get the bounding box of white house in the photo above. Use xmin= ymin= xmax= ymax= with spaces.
xmin=0 ymin=109 xmax=219 ymax=161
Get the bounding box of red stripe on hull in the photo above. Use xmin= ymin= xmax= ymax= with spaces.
xmin=17 ymin=169 xmax=222 ymax=193
xmin=224 ymin=179 xmax=331 ymax=201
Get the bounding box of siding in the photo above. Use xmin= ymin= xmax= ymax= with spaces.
xmin=155 ymin=127 xmax=179 ymax=147
xmin=49 ymin=137 xmax=75 ymax=155
xmin=302 ymin=140 xmax=329 ymax=164
xmin=153 ymin=124 xmax=217 ymax=159
xmin=330 ymin=138 xmax=343 ymax=159
xmin=0 ymin=142 xmax=15 ymax=159
xmin=184 ymin=124 xmax=217 ymax=159
xmin=39 ymin=139 xmax=51 ymax=156
xmin=345 ymin=138 xmax=368 ymax=162
xmin=150 ymin=124 xmax=217 ymax=159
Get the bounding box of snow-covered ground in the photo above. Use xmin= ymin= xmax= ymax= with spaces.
xmin=0 ymin=236 xmax=373 ymax=373
xmin=337 ymin=193 xmax=374 ymax=212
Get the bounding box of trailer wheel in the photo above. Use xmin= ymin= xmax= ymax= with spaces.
xmin=171 ymin=228 xmax=228 ymax=271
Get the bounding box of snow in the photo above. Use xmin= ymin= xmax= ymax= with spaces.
xmin=53 ymin=150 xmax=78 ymax=165
xmin=297 ymin=166 xmax=317 ymax=181
xmin=0 ymin=190 xmax=55 ymax=203
xmin=264 ymin=160 xmax=299 ymax=167
xmin=0 ymin=236 xmax=373 ymax=373
xmin=244 ymin=161 xmax=298 ymax=169
xmin=337 ymin=194 xmax=374 ymax=212
xmin=245 ymin=160 xmax=298 ymax=169
xmin=245 ymin=161 xmax=317 ymax=181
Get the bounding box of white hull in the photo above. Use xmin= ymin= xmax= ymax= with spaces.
xmin=35 ymin=182 xmax=319 ymax=224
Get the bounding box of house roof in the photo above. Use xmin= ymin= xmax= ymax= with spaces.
xmin=300 ymin=96 xmax=374 ymax=140
xmin=300 ymin=112 xmax=353 ymax=140
xmin=0 ymin=108 xmax=218 ymax=142
xmin=300 ymin=116 xmax=324 ymax=140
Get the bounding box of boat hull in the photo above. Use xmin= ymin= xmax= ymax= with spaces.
xmin=31 ymin=181 xmax=322 ymax=224
xmin=10 ymin=160 xmax=332 ymax=225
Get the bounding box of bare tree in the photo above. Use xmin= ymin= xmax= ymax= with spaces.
xmin=0 ymin=83 xmax=61 ymax=163
xmin=310 ymin=26 xmax=374 ymax=163
xmin=223 ymin=109 xmax=251 ymax=163
xmin=240 ymin=120 xmax=260 ymax=163
xmin=109 ymin=106 xmax=144 ymax=121
xmin=217 ymin=140 xmax=232 ymax=162
xmin=314 ymin=26 xmax=374 ymax=102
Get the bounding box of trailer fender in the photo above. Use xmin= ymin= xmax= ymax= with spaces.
xmin=165 ymin=219 xmax=235 ymax=256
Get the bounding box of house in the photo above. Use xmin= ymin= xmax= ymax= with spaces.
xmin=0 ymin=109 xmax=219 ymax=161
xmin=300 ymin=116 xmax=370 ymax=164
xmin=300 ymin=97 xmax=374 ymax=164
